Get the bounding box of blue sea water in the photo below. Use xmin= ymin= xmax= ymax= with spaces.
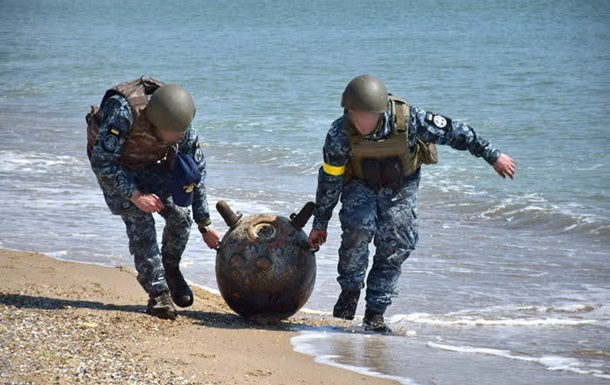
xmin=1 ymin=0 xmax=609 ymax=383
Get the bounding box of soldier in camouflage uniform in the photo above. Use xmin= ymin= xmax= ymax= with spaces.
xmin=87 ymin=77 xmax=221 ymax=320
xmin=308 ymin=75 xmax=515 ymax=333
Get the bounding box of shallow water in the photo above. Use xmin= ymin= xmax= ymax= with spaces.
xmin=1 ymin=0 xmax=609 ymax=383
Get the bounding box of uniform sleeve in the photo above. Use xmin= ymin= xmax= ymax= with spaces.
xmin=312 ymin=118 xmax=351 ymax=231
xmin=89 ymin=95 xmax=138 ymax=198
xmin=409 ymin=105 xmax=501 ymax=165
xmin=178 ymin=128 xmax=211 ymax=225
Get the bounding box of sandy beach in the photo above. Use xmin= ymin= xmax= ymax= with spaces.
xmin=0 ymin=249 xmax=397 ymax=385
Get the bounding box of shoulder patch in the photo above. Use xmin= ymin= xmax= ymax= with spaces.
xmin=102 ymin=134 xmax=119 ymax=151
xmin=425 ymin=112 xmax=450 ymax=130
xmin=101 ymin=126 xmax=122 ymax=152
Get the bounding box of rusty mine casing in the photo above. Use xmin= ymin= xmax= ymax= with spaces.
xmin=215 ymin=200 xmax=317 ymax=324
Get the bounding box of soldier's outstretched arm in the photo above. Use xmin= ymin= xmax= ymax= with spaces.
xmin=409 ymin=105 xmax=516 ymax=178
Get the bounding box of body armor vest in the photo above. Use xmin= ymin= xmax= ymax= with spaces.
xmin=86 ymin=77 xmax=172 ymax=171
xmin=345 ymin=96 xmax=437 ymax=189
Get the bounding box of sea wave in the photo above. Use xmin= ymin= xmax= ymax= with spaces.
xmin=427 ymin=342 xmax=610 ymax=380
xmin=395 ymin=313 xmax=597 ymax=327
xmin=473 ymin=195 xmax=609 ymax=237
xmin=0 ymin=150 xmax=86 ymax=174
xmin=422 ymin=181 xmax=610 ymax=243
xmin=390 ymin=301 xmax=607 ymax=328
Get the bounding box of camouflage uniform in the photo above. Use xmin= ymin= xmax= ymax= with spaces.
xmin=312 ymin=105 xmax=501 ymax=314
xmin=89 ymin=94 xmax=211 ymax=297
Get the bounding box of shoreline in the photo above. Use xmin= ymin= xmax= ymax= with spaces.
xmin=0 ymin=248 xmax=399 ymax=384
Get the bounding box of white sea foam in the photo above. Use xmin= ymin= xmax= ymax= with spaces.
xmin=450 ymin=303 xmax=604 ymax=316
xmin=291 ymin=331 xmax=422 ymax=385
xmin=516 ymin=304 xmax=600 ymax=314
xmin=42 ymin=251 xmax=131 ymax=270
xmin=0 ymin=151 xmax=84 ymax=173
xmin=298 ymin=307 xmax=331 ymax=316
xmin=576 ymin=163 xmax=604 ymax=172
xmin=46 ymin=250 xmax=69 ymax=258
xmin=210 ymin=195 xmax=277 ymax=214
xmin=427 ymin=342 xmax=610 ymax=379
xmin=397 ymin=312 xmax=597 ymax=327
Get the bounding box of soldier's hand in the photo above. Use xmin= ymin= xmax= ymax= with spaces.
xmin=492 ymin=153 xmax=516 ymax=179
xmin=308 ymin=229 xmax=327 ymax=249
xmin=202 ymin=227 xmax=222 ymax=250
xmin=130 ymin=191 xmax=165 ymax=213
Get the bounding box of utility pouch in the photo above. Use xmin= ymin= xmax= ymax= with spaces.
xmin=361 ymin=158 xmax=382 ymax=190
xmin=379 ymin=158 xmax=404 ymax=192
xmin=417 ymin=139 xmax=438 ymax=165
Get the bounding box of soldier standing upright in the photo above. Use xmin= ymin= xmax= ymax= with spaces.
xmin=308 ymin=75 xmax=515 ymax=333
xmin=87 ymin=76 xmax=221 ymax=320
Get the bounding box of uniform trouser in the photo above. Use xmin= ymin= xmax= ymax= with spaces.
xmin=117 ymin=201 xmax=192 ymax=297
xmin=101 ymin=169 xmax=192 ymax=298
xmin=337 ymin=172 xmax=420 ymax=314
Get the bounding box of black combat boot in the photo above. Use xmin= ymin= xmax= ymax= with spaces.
xmin=363 ymin=308 xmax=392 ymax=334
xmin=163 ymin=264 xmax=194 ymax=308
xmin=333 ymin=290 xmax=361 ymax=320
xmin=147 ymin=291 xmax=177 ymax=320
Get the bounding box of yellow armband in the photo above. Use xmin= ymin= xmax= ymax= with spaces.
xmin=322 ymin=162 xmax=346 ymax=176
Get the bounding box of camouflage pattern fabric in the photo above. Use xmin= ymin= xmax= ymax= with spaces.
xmin=312 ymin=102 xmax=502 ymax=314
xmin=337 ymin=173 xmax=420 ymax=313
xmin=88 ymin=94 xmax=211 ymax=297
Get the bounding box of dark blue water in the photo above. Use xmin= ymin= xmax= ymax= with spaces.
xmin=1 ymin=1 xmax=608 ymax=383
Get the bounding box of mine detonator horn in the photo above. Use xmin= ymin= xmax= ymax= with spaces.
xmin=290 ymin=201 xmax=319 ymax=253
xmin=216 ymin=200 xmax=243 ymax=228
xmin=289 ymin=201 xmax=315 ymax=230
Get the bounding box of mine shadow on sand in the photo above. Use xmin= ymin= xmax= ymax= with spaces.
xmin=0 ymin=293 xmax=319 ymax=332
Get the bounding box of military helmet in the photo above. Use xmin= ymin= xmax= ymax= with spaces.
xmin=341 ymin=75 xmax=388 ymax=113
xmin=146 ymin=84 xmax=196 ymax=132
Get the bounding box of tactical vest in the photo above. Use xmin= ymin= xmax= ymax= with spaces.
xmin=86 ymin=76 xmax=172 ymax=171
xmin=344 ymin=96 xmax=437 ymax=189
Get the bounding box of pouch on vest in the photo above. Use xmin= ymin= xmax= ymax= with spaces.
xmin=361 ymin=158 xmax=382 ymax=190
xmin=417 ymin=139 xmax=438 ymax=165
xmin=361 ymin=157 xmax=404 ymax=191
xmin=379 ymin=157 xmax=404 ymax=191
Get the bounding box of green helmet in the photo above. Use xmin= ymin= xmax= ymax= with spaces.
xmin=341 ymin=75 xmax=388 ymax=113
xmin=146 ymin=84 xmax=196 ymax=132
